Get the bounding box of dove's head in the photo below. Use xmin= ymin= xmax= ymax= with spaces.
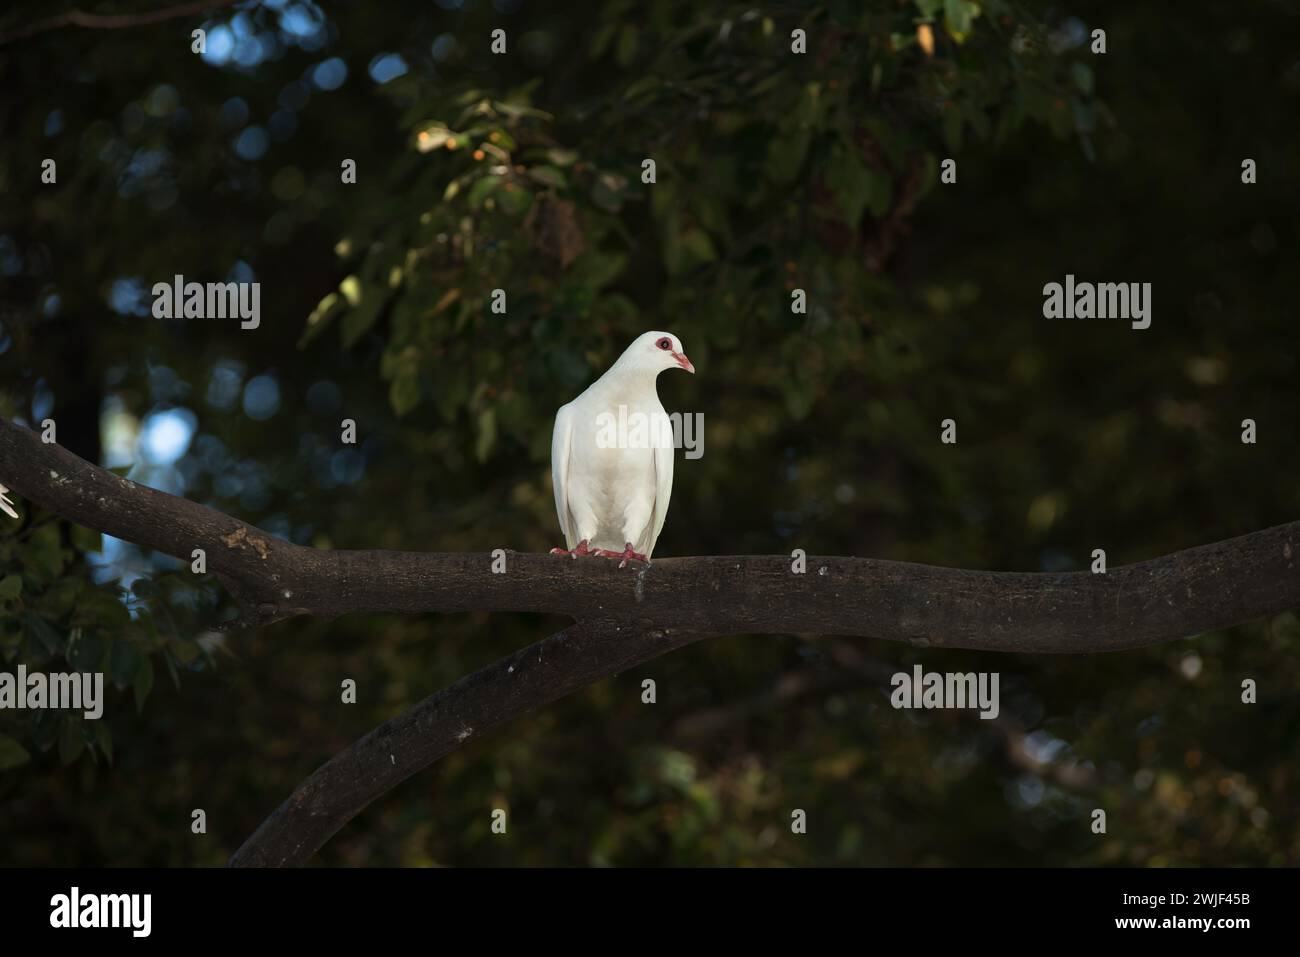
xmin=623 ymin=330 xmax=695 ymax=375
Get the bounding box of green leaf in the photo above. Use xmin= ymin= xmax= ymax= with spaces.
xmin=1047 ymin=98 xmax=1072 ymax=139
xmin=615 ymin=25 xmax=638 ymax=67
xmin=1071 ymin=61 xmax=1094 ymax=96
xmin=828 ymin=142 xmax=879 ymax=226
xmin=340 ymin=274 xmax=362 ymax=306
xmin=1071 ymin=98 xmax=1096 ymax=134
xmin=162 ymin=648 xmax=181 ymax=691
xmin=413 ymin=121 xmax=452 ymax=152
xmin=496 ymin=183 xmax=534 ymax=217
xmin=24 ymin=613 xmax=64 ymax=655
xmin=491 ymin=100 xmax=553 ymax=121
xmin=622 ymin=74 xmax=661 ymax=104
xmin=73 ymin=588 xmax=131 ymax=630
xmin=679 ymin=229 xmax=718 ymax=269
xmin=94 ymin=722 xmax=114 ymax=766
xmin=783 ymin=378 xmax=817 ymax=420
xmin=589 ymin=21 xmax=617 ymax=59
xmin=867 ymin=168 xmax=894 ymax=218
xmin=916 ymin=152 xmax=940 ymax=201
xmin=0 ymin=574 xmax=21 ymax=601
xmin=110 ymin=641 xmax=142 ymax=690
xmin=527 ymin=166 xmax=567 ymax=189
xmin=590 ymin=172 xmax=627 ymax=213
xmin=767 ymin=128 xmax=811 ymax=184
xmin=35 ymin=578 xmax=82 ymax=618
xmin=944 ymin=0 xmax=980 ymax=43
xmin=169 ymin=636 xmax=201 ymax=665
xmin=544 ymin=148 xmax=578 ymax=166
xmin=340 ymin=289 xmax=389 ymax=348
xmin=133 ymin=657 xmax=154 ymax=714
xmin=579 ymin=252 xmax=628 ymax=290
xmin=0 ymin=734 xmax=30 ymax=771
xmin=943 ymin=107 xmax=964 ymax=152
xmin=58 ymin=718 xmax=83 ymax=766
xmin=475 ymin=408 xmax=497 ymax=463
xmin=660 ymin=211 xmax=683 ymax=274
xmin=30 ymin=707 xmax=58 ymax=752
xmin=27 ymin=522 xmax=67 ymax=582
xmin=468 ymin=174 xmax=503 ymax=207
xmin=966 ymin=104 xmax=992 ymax=141
xmin=299 ymin=291 xmax=346 ymax=348
xmin=71 ymin=524 xmax=102 ymax=554
xmin=489 ymin=128 xmax=517 ymax=151
xmin=69 ymin=630 xmax=105 ymax=671
xmin=389 ymin=369 xmax=421 ymax=416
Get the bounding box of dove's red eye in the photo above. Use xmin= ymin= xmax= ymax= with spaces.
xmin=656 ymin=337 xmax=672 ymax=350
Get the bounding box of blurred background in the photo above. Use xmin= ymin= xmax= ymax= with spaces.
xmin=0 ymin=0 xmax=1297 ymax=866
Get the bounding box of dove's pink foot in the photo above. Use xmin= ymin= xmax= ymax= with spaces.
xmin=593 ymin=542 xmax=650 ymax=569
xmin=550 ymin=539 xmax=593 ymax=559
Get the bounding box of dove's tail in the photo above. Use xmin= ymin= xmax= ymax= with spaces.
xmin=0 ymin=484 xmax=18 ymax=520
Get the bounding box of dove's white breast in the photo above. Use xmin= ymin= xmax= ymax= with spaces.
xmin=553 ymin=384 xmax=673 ymax=556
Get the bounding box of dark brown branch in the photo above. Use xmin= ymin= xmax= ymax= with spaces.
xmin=3 ymin=416 xmax=1297 ymax=864
xmin=0 ymin=0 xmax=241 ymax=46
xmin=228 ymin=619 xmax=700 ymax=866
xmin=2 ymin=417 xmax=1298 ymax=653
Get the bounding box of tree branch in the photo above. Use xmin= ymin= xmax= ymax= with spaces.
xmin=3 ymin=415 xmax=1298 ymax=864
xmin=228 ymin=619 xmax=700 ymax=866
xmin=2 ymin=417 xmax=1298 ymax=652
xmin=0 ymin=0 xmax=242 ymax=46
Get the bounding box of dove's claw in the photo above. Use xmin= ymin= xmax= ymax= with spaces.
xmin=552 ymin=542 xmax=647 ymax=566
xmin=597 ymin=543 xmax=649 ymax=569
xmin=550 ymin=540 xmax=592 ymax=559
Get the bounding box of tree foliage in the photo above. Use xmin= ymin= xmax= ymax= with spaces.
xmin=0 ymin=0 xmax=1297 ymax=865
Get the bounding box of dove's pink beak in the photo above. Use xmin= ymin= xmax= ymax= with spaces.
xmin=672 ymin=351 xmax=695 ymax=374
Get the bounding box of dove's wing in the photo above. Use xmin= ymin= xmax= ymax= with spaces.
xmin=550 ymin=403 xmax=577 ymax=548
xmin=646 ymin=437 xmax=674 ymax=558
xmin=0 ymin=484 xmax=17 ymax=521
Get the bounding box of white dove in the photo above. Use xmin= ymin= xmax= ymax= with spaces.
xmin=550 ymin=331 xmax=695 ymax=567
xmin=0 ymin=484 xmax=17 ymax=521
